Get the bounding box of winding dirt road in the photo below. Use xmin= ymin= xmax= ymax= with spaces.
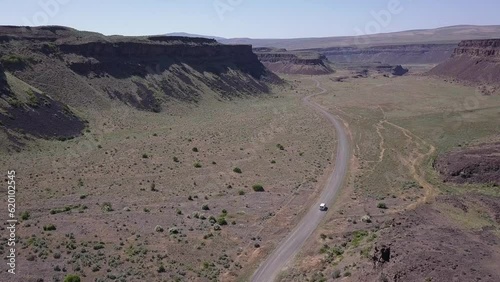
xmin=251 ymin=78 xmax=351 ymax=282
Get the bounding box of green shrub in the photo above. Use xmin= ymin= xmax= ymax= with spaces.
xmin=93 ymin=244 xmax=104 ymax=250
xmin=217 ymin=217 xmax=227 ymax=226
xmin=43 ymin=224 xmax=56 ymax=231
xmin=0 ymin=54 xmax=32 ymax=69
xmin=194 ymin=162 xmax=202 ymax=168
xmin=142 ymin=153 xmax=149 ymax=159
xmin=351 ymin=230 xmax=369 ymax=247
xmin=173 ymin=156 xmax=179 ymax=162
xmin=26 ymin=89 xmax=39 ymax=106
xmin=192 ymin=147 xmax=199 ymax=152
xmin=233 ymin=167 xmax=242 ymax=174
xmin=102 ymin=202 xmax=113 ymax=212
xmin=377 ymin=202 xmax=388 ymax=209
xmin=202 ymin=204 xmax=210 ymax=211
xmin=20 ymin=211 xmax=30 ymax=220
xmin=64 ymin=274 xmax=81 ymax=282
xmin=276 ymin=144 xmax=284 ymax=150
xmin=252 ymin=184 xmax=264 ymax=192
xmin=238 ymin=190 xmax=245 ymax=195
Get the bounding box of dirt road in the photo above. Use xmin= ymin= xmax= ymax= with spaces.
xmin=251 ymin=78 xmax=351 ymax=282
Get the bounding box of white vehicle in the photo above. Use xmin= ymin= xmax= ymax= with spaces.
xmin=319 ymin=203 xmax=327 ymax=211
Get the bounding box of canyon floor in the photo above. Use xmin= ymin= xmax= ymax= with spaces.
xmin=1 ymin=67 xmax=499 ymax=282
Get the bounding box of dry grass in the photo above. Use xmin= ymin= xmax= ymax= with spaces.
xmin=0 ymin=80 xmax=336 ymax=281
xmin=279 ymin=71 xmax=500 ymax=281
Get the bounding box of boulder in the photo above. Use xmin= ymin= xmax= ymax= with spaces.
xmin=361 ymin=215 xmax=372 ymax=223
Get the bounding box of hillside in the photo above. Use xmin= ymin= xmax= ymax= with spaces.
xmin=254 ymin=48 xmax=333 ymax=75
xmin=428 ymin=39 xmax=500 ymax=86
xmin=0 ymin=26 xmax=278 ymax=140
xmin=0 ymin=61 xmax=85 ymax=140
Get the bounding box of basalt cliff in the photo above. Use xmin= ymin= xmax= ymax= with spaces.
xmin=428 ymin=39 xmax=500 ymax=86
xmin=254 ymin=48 xmax=333 ymax=75
xmin=0 ymin=26 xmax=278 ymax=140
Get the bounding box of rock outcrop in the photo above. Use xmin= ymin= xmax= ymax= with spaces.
xmin=392 ymin=65 xmax=409 ymax=76
xmin=0 ymin=26 xmax=279 ymax=140
xmin=0 ymin=26 xmax=278 ymax=109
xmin=254 ymin=48 xmax=333 ymax=75
xmin=317 ymin=44 xmax=456 ymax=65
xmin=428 ymin=39 xmax=500 ymax=85
xmin=0 ymin=62 xmax=6 ymax=92
xmin=434 ymin=142 xmax=500 ymax=185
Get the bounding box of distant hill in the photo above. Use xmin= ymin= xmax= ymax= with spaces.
xmin=169 ymin=25 xmax=500 ymax=50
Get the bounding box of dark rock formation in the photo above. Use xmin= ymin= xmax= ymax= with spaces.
xmin=60 ymin=41 xmax=268 ymax=79
xmin=0 ymin=63 xmax=85 ymax=139
xmin=392 ymin=65 xmax=408 ymax=76
xmin=0 ymin=92 xmax=86 ymax=139
xmin=428 ymin=39 xmax=500 ymax=85
xmin=0 ymin=62 xmax=7 ymax=93
xmin=0 ymin=26 xmax=278 ymax=114
xmin=255 ymin=49 xmax=332 ymax=75
xmin=434 ymin=142 xmax=500 ymax=185
xmin=0 ymin=25 xmax=278 ymax=140
xmin=317 ymin=44 xmax=456 ymax=65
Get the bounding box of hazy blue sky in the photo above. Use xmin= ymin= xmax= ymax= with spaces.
xmin=0 ymin=0 xmax=499 ymax=38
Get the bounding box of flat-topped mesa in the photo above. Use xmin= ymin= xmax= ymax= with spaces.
xmin=147 ymin=35 xmax=217 ymax=44
xmin=0 ymin=26 xmax=267 ymax=79
xmin=254 ymin=49 xmax=333 ymax=75
xmin=0 ymin=25 xmax=94 ymax=42
xmin=257 ymin=52 xmax=326 ymax=65
xmin=59 ymin=41 xmax=258 ymax=62
xmin=0 ymin=25 xmax=279 ymax=141
xmin=452 ymin=39 xmax=500 ymax=58
xmin=318 ymin=43 xmax=457 ymax=65
xmin=428 ymin=39 xmax=500 ymax=86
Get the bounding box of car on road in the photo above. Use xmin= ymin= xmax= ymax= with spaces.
xmin=319 ymin=203 xmax=327 ymax=211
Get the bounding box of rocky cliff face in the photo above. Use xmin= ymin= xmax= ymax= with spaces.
xmin=254 ymin=49 xmax=332 ymax=75
xmin=0 ymin=26 xmax=278 ymax=140
xmin=0 ymin=26 xmax=277 ymax=108
xmin=452 ymin=39 xmax=500 ymax=57
xmin=0 ymin=62 xmax=6 ymax=90
xmin=60 ymin=40 xmax=267 ymax=80
xmin=428 ymin=39 xmax=500 ymax=86
xmin=318 ymin=44 xmax=456 ymax=65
